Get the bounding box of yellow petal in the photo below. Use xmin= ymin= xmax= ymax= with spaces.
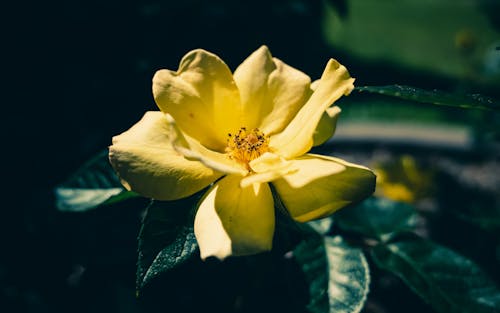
xmin=194 ymin=175 xmax=275 ymax=260
xmin=166 ymin=114 xmax=248 ymax=175
xmin=240 ymin=152 xmax=295 ymax=188
xmin=313 ymin=106 xmax=341 ymax=146
xmin=153 ymin=49 xmax=243 ymax=151
xmin=270 ymin=59 xmax=355 ymax=159
xmin=310 ymin=79 xmax=320 ymax=91
xmin=248 ymin=152 xmax=290 ymax=173
xmin=109 ymin=112 xmax=222 ymax=200
xmin=233 ymin=45 xmax=312 ymax=135
xmin=272 ymin=154 xmax=376 ymax=222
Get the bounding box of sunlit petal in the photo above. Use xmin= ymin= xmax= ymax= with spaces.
xmin=166 ymin=114 xmax=248 ymax=175
xmin=233 ymin=45 xmax=312 ymax=135
xmin=240 ymin=152 xmax=296 ymax=188
xmin=313 ymin=106 xmax=341 ymax=146
xmin=272 ymin=154 xmax=376 ymax=222
xmin=195 ymin=175 xmax=275 ymax=260
xmin=153 ymin=49 xmax=243 ymax=151
xmin=270 ymin=59 xmax=355 ymax=158
xmin=109 ymin=111 xmax=222 ymax=200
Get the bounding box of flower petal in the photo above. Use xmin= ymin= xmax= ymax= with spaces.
xmin=153 ymin=49 xmax=243 ymax=151
xmin=166 ymin=115 xmax=248 ymax=175
xmin=269 ymin=59 xmax=355 ymax=159
xmin=272 ymin=154 xmax=376 ymax=222
xmin=240 ymin=152 xmax=295 ymax=188
xmin=233 ymin=45 xmax=312 ymax=135
xmin=109 ymin=111 xmax=222 ymax=200
xmin=248 ymin=152 xmax=290 ymax=173
xmin=194 ymin=175 xmax=275 ymax=260
xmin=313 ymin=106 xmax=341 ymax=146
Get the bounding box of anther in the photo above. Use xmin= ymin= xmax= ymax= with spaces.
xmin=226 ymin=127 xmax=270 ymax=167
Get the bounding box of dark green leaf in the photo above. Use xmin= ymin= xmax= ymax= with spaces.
xmin=295 ymin=236 xmax=370 ymax=313
xmin=137 ymin=194 xmax=203 ymax=293
xmin=357 ymin=85 xmax=499 ymax=111
xmin=372 ymin=235 xmax=500 ymax=313
xmin=452 ymin=199 xmax=500 ymax=234
xmin=101 ymin=189 xmax=139 ymax=206
xmin=336 ymin=197 xmax=418 ymax=241
xmin=55 ymin=150 xmax=138 ymax=212
xmin=325 ymin=0 xmax=348 ymax=18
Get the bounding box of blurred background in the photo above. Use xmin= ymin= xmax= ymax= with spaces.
xmin=3 ymin=0 xmax=500 ymax=312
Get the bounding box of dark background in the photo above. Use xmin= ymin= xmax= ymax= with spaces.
xmin=3 ymin=0 xmax=500 ymax=312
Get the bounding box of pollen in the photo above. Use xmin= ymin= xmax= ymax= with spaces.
xmin=226 ymin=127 xmax=270 ymax=167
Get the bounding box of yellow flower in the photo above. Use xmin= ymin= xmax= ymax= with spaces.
xmin=375 ymin=155 xmax=434 ymax=204
xmin=109 ymin=46 xmax=375 ymax=260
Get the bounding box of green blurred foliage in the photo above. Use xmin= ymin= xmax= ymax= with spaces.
xmin=323 ymin=0 xmax=500 ymax=89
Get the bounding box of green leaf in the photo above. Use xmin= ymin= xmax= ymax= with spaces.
xmin=335 ymin=197 xmax=418 ymax=241
xmin=372 ymin=235 xmax=500 ymax=313
xmin=55 ymin=150 xmax=138 ymax=212
xmin=455 ymin=211 xmax=500 ymax=234
xmin=137 ymin=195 xmax=202 ymax=293
xmin=294 ymin=236 xmax=370 ymax=313
xmin=357 ymin=85 xmax=499 ymax=111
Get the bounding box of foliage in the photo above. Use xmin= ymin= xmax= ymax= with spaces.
xmin=357 ymin=85 xmax=499 ymax=111
xmin=372 ymin=234 xmax=500 ymax=313
xmin=335 ymin=196 xmax=418 ymax=241
xmin=136 ymin=198 xmax=200 ymax=293
xmin=55 ymin=150 xmax=138 ymax=212
xmin=56 ymin=145 xmax=500 ymax=313
xmin=294 ymin=235 xmax=370 ymax=313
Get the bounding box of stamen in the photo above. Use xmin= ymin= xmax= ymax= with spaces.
xmin=226 ymin=127 xmax=270 ymax=168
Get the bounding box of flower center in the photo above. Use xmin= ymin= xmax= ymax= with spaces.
xmin=226 ymin=127 xmax=270 ymax=167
